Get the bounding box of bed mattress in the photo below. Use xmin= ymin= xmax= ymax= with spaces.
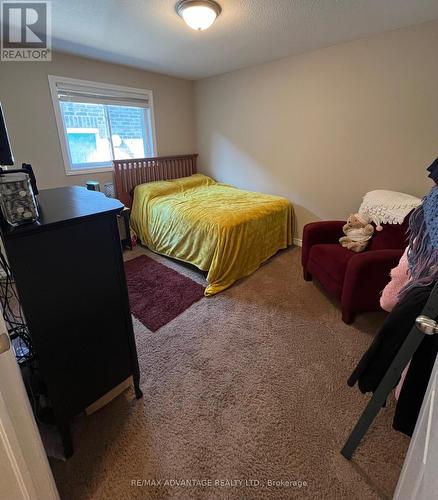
xmin=130 ymin=174 xmax=293 ymax=295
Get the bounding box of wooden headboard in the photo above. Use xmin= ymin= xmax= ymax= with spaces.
xmin=113 ymin=154 xmax=198 ymax=207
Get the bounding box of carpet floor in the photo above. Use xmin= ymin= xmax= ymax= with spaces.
xmin=50 ymin=246 xmax=409 ymax=499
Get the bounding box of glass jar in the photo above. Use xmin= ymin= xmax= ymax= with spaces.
xmin=0 ymin=172 xmax=39 ymax=226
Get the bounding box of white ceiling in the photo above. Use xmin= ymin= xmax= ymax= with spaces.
xmin=50 ymin=0 xmax=438 ymax=80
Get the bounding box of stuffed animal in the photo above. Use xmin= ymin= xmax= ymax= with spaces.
xmin=339 ymin=213 xmax=375 ymax=253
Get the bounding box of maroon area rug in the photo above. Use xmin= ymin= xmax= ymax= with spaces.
xmin=124 ymin=255 xmax=205 ymax=332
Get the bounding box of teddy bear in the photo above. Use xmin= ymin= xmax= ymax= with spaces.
xmin=339 ymin=213 xmax=375 ymax=253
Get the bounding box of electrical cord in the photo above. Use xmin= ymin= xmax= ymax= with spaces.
xmin=0 ymin=248 xmax=53 ymax=423
xmin=0 ymin=248 xmax=34 ymax=362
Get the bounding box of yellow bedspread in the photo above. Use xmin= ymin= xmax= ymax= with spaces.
xmin=130 ymin=174 xmax=293 ymax=296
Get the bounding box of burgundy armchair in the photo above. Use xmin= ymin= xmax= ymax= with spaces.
xmin=302 ymin=219 xmax=409 ymax=324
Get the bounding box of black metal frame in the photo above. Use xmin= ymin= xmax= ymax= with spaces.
xmin=341 ymin=282 xmax=438 ymax=460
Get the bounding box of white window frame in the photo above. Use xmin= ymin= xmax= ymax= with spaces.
xmin=48 ymin=75 xmax=157 ymax=176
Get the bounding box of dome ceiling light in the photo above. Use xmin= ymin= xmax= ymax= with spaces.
xmin=176 ymin=0 xmax=222 ymax=31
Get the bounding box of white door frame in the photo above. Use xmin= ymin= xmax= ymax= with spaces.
xmin=0 ymin=328 xmax=59 ymax=500
xmin=394 ymin=355 xmax=438 ymax=499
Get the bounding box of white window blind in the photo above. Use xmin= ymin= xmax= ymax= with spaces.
xmin=55 ymin=82 xmax=150 ymax=108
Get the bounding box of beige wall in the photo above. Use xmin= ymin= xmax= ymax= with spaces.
xmin=195 ymin=20 xmax=438 ymax=239
xmin=0 ymin=52 xmax=195 ymax=189
xmin=1 ymin=22 xmax=437 ymax=231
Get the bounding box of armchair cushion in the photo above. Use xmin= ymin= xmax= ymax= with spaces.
xmin=308 ymin=244 xmax=354 ymax=299
xmin=367 ymin=218 xmax=410 ymax=251
xmin=302 ymin=221 xmax=345 ymax=270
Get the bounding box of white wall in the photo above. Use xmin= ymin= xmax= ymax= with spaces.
xmin=195 ymin=20 xmax=438 ymax=238
xmin=0 ymin=52 xmax=195 ymax=189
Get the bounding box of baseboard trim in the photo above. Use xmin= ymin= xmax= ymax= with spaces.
xmin=293 ymin=238 xmax=302 ymax=247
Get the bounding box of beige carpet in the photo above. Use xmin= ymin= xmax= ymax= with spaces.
xmin=50 ymin=246 xmax=409 ymax=499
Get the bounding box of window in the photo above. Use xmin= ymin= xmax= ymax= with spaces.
xmin=48 ymin=76 xmax=156 ymax=175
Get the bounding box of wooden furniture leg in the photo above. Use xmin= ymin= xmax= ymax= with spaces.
xmin=57 ymin=419 xmax=73 ymax=459
xmin=303 ymin=270 xmax=312 ymax=281
xmin=342 ymin=308 xmax=355 ymax=325
xmin=134 ymin=380 xmax=143 ymax=399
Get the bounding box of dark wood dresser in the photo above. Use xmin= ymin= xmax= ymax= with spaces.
xmin=1 ymin=186 xmax=142 ymax=457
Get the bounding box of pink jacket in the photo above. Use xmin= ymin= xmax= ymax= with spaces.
xmin=380 ymin=248 xmax=411 ymax=399
xmin=380 ymin=248 xmax=409 ymax=312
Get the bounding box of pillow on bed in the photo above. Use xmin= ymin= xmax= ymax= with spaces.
xmin=133 ymin=179 xmax=181 ymax=200
xmin=172 ymin=174 xmax=216 ymax=191
xmin=133 ymin=174 xmax=215 ymax=200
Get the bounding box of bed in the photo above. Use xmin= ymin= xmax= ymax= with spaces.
xmin=114 ymin=155 xmax=293 ymax=296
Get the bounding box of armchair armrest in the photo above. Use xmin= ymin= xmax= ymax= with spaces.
xmin=302 ymin=221 xmax=345 ymax=269
xmin=341 ymin=249 xmax=404 ymax=318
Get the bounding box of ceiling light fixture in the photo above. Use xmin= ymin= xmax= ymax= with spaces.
xmin=176 ymin=0 xmax=222 ymax=31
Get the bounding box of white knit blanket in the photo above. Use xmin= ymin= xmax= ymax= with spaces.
xmin=358 ymin=190 xmax=421 ymax=227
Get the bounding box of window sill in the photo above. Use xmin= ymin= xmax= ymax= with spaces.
xmin=66 ymin=166 xmax=114 ymax=176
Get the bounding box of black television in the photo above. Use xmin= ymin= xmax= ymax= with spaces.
xmin=0 ymin=103 xmax=14 ymax=166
